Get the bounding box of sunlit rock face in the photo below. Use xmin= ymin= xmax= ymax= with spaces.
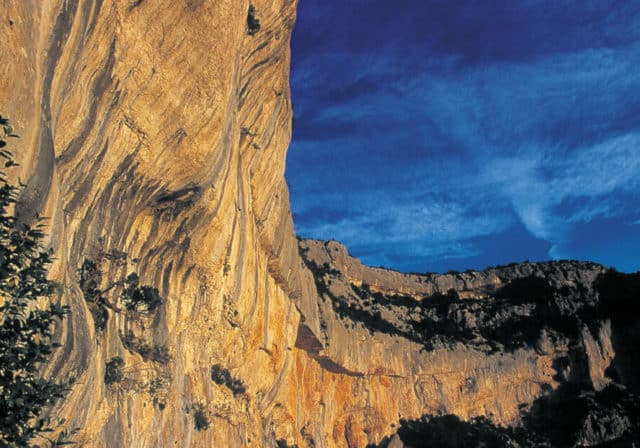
xmin=1 ymin=2 xmax=639 ymax=447
xmin=1 ymin=1 xmax=310 ymax=446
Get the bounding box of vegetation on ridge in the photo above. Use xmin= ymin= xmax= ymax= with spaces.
xmin=300 ymin=239 xmax=640 ymax=447
xmin=299 ymin=241 xmax=629 ymax=354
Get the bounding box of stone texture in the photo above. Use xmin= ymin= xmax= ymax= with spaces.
xmin=1 ymin=1 xmax=309 ymax=446
xmin=296 ymin=239 xmax=640 ymax=446
xmin=1 ymin=2 xmax=638 ymax=448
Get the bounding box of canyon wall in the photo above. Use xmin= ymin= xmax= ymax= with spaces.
xmin=0 ymin=2 xmax=638 ymax=447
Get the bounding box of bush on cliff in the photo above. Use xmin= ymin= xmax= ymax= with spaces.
xmin=247 ymin=4 xmax=261 ymax=35
xmin=0 ymin=116 xmax=71 ymax=446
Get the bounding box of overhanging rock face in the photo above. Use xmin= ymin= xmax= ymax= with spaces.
xmin=1 ymin=2 xmax=639 ymax=447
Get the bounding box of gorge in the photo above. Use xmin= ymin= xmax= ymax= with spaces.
xmin=0 ymin=1 xmax=639 ymax=447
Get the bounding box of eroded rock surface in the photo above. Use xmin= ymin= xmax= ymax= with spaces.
xmin=300 ymin=239 xmax=640 ymax=447
xmin=1 ymin=2 xmax=639 ymax=447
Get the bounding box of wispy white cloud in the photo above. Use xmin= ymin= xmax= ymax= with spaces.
xmin=294 ymin=185 xmax=513 ymax=263
xmin=288 ymin=2 xmax=640 ymax=271
xmin=481 ymin=132 xmax=640 ymax=245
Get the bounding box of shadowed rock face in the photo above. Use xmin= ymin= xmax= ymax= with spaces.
xmin=300 ymin=239 xmax=640 ymax=447
xmin=1 ymin=2 xmax=639 ymax=448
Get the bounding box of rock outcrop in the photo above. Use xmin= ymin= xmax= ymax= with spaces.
xmin=299 ymin=239 xmax=640 ymax=447
xmin=0 ymin=2 xmax=638 ymax=447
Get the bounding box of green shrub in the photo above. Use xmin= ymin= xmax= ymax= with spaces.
xmin=121 ymin=273 xmax=163 ymax=314
xmin=247 ymin=4 xmax=261 ymax=35
xmin=80 ymin=261 xmax=164 ymax=331
xmin=192 ymin=403 xmax=210 ymax=431
xmin=211 ymin=364 xmax=246 ymax=396
xmin=104 ymin=357 xmax=125 ymax=385
xmin=120 ymin=331 xmax=170 ymax=364
xmin=0 ymin=116 xmax=71 ymax=445
xmin=79 ymin=259 xmax=109 ymax=331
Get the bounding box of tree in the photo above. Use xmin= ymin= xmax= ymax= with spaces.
xmin=0 ymin=116 xmax=71 ymax=446
xmin=247 ymin=4 xmax=261 ymax=36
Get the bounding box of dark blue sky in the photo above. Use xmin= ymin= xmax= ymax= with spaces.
xmin=285 ymin=0 xmax=640 ymax=274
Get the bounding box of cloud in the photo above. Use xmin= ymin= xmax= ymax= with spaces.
xmin=481 ymin=132 xmax=640 ymax=243
xmin=287 ymin=1 xmax=640 ymax=272
xmin=293 ymin=186 xmax=514 ymax=264
xmin=400 ymin=44 xmax=640 ymax=153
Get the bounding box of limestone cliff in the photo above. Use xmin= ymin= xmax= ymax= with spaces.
xmin=0 ymin=1 xmax=638 ymax=447
xmin=298 ymin=239 xmax=640 ymax=447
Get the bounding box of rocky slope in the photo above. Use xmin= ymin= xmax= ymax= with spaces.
xmin=0 ymin=1 xmax=638 ymax=447
xmin=300 ymin=239 xmax=640 ymax=447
